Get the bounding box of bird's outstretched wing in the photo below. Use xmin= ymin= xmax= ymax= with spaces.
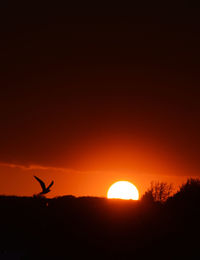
xmin=47 ymin=180 xmax=54 ymax=189
xmin=34 ymin=176 xmax=46 ymax=190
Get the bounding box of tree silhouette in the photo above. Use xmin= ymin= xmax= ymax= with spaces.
xmin=142 ymin=181 xmax=174 ymax=203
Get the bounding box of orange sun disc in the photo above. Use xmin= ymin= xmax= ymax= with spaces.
xmin=107 ymin=181 xmax=139 ymax=200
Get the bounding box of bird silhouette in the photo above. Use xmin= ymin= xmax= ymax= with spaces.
xmin=34 ymin=176 xmax=54 ymax=195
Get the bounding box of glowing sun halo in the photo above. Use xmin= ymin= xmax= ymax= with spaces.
xmin=107 ymin=181 xmax=139 ymax=200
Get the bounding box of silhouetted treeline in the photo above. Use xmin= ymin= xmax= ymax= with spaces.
xmin=0 ymin=179 xmax=199 ymax=259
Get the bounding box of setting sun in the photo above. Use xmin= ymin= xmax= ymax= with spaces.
xmin=107 ymin=181 xmax=139 ymax=200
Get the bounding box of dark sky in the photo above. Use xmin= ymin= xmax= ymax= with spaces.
xmin=1 ymin=2 xmax=200 ymax=178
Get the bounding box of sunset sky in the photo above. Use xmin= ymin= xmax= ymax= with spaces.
xmin=0 ymin=3 xmax=200 ymax=197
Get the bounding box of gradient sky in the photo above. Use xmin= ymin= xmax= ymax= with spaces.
xmin=0 ymin=2 xmax=200 ymax=197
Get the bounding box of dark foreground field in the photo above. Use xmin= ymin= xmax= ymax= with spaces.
xmin=0 ymin=191 xmax=199 ymax=260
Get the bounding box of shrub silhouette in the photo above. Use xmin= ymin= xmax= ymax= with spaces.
xmin=178 ymin=178 xmax=200 ymax=197
xmin=169 ymin=178 xmax=200 ymax=208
